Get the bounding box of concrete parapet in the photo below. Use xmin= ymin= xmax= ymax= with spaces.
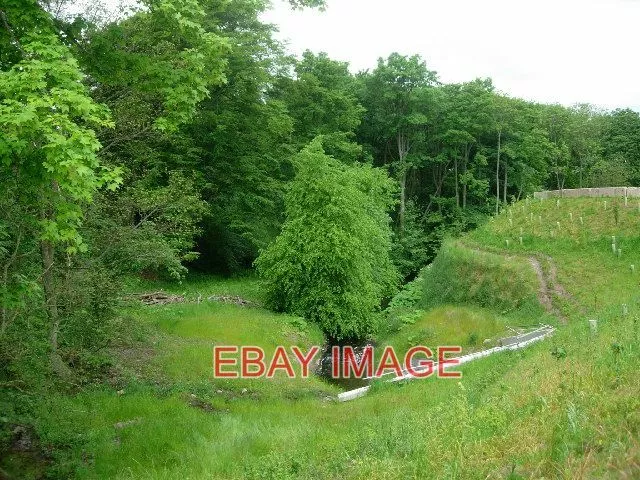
xmin=533 ymin=187 xmax=639 ymax=200
xmin=626 ymin=187 xmax=640 ymax=197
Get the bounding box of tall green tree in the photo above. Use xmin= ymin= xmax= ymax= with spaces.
xmin=567 ymin=104 xmax=604 ymax=188
xmin=256 ymin=140 xmax=398 ymax=340
xmin=182 ymin=0 xmax=295 ymax=272
xmin=439 ymin=79 xmax=493 ymax=209
xmin=274 ymin=50 xmax=365 ymax=162
xmin=603 ymin=108 xmax=640 ymax=184
xmin=359 ymin=53 xmax=438 ymax=234
xmin=0 ymin=1 xmax=121 ymax=369
xmin=0 ymin=0 xmax=229 ymax=373
xmin=490 ymin=93 xmax=516 ymax=213
xmin=67 ymin=0 xmax=233 ymax=275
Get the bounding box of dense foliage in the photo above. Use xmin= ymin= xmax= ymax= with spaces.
xmin=2 ymin=0 xmax=640 ymax=391
xmin=255 ymin=140 xmax=398 ymax=340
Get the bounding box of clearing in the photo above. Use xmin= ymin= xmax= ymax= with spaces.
xmin=6 ymin=196 xmax=640 ymax=479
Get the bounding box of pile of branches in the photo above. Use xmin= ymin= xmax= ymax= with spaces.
xmin=208 ymin=295 xmax=256 ymax=307
xmin=125 ymin=292 xmax=257 ymax=307
xmin=129 ymin=291 xmax=185 ymax=306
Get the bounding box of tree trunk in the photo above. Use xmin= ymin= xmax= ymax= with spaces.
xmin=454 ymin=156 xmax=459 ymax=208
xmin=555 ymin=169 xmax=566 ymax=194
xmin=554 ymin=158 xmax=564 ymax=193
xmin=397 ymin=132 xmax=410 ymax=235
xmin=40 ymin=186 xmax=72 ymax=379
xmin=425 ymin=158 xmax=452 ymax=214
xmin=503 ymin=159 xmax=508 ymax=204
xmin=399 ymin=169 xmax=406 ymax=232
xmin=40 ymin=238 xmax=59 ymax=354
xmin=462 ymin=145 xmax=469 ymax=210
xmin=495 ymin=128 xmax=501 ymax=214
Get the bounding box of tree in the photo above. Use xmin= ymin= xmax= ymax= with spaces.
xmin=256 ymin=140 xmax=398 ymax=340
xmin=359 ymin=53 xmax=438 ymax=234
xmin=505 ymin=128 xmax=553 ymax=199
xmin=180 ymin=0 xmax=296 ymax=272
xmin=490 ymin=93 xmax=516 ymax=213
xmin=68 ymin=0 xmax=239 ymax=275
xmin=0 ymin=0 xmax=228 ymax=373
xmin=0 ymin=1 xmax=121 ymax=371
xmin=540 ymin=104 xmax=573 ymax=192
xmin=567 ymin=104 xmax=604 ymax=188
xmin=440 ymin=79 xmax=493 ymax=209
xmin=602 ymin=108 xmax=640 ymax=184
xmin=76 ymin=0 xmax=229 ymax=141
xmin=274 ymin=50 xmax=365 ymax=162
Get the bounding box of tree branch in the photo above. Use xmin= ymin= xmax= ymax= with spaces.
xmin=0 ymin=9 xmax=25 ymax=56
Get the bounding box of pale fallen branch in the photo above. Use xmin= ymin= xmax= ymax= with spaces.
xmin=127 ymin=291 xmax=185 ymax=306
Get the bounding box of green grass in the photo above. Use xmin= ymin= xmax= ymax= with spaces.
xmin=122 ymin=271 xmax=264 ymax=303
xmin=32 ymin=307 xmax=640 ymax=478
xmin=381 ymin=305 xmax=515 ymax=359
xmin=418 ymin=241 xmax=550 ymax=324
xmin=6 ymin=196 xmax=640 ymax=479
xmin=470 ymin=197 xmax=640 ymax=313
xmin=127 ymin=301 xmax=335 ymax=399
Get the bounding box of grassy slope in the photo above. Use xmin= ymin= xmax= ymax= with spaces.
xmin=20 ymin=198 xmax=640 ymax=479
xmin=381 ymin=305 xmax=512 ymax=359
xmin=471 ymin=197 xmax=640 ymax=313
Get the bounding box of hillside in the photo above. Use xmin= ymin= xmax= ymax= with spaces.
xmin=4 ymin=196 xmax=640 ymax=479
xmin=5 ymin=3 xmax=640 ymax=479
xmin=381 ymin=195 xmax=640 ymax=477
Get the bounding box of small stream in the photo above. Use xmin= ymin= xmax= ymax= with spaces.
xmin=316 ymin=342 xmax=375 ymax=390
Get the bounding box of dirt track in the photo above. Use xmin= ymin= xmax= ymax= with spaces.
xmin=457 ymin=241 xmax=579 ymax=322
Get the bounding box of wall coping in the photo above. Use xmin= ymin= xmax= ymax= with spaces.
xmin=533 ymin=187 xmax=640 ymax=199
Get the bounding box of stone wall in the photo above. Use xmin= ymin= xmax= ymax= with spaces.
xmin=533 ymin=187 xmax=640 ymax=200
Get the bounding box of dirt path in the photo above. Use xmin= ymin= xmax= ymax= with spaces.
xmin=528 ymin=257 xmax=554 ymax=313
xmin=528 ymin=256 xmax=567 ymax=321
xmin=457 ymin=241 xmax=577 ymax=322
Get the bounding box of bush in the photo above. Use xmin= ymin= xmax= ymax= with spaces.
xmin=255 ymin=140 xmax=398 ymax=340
